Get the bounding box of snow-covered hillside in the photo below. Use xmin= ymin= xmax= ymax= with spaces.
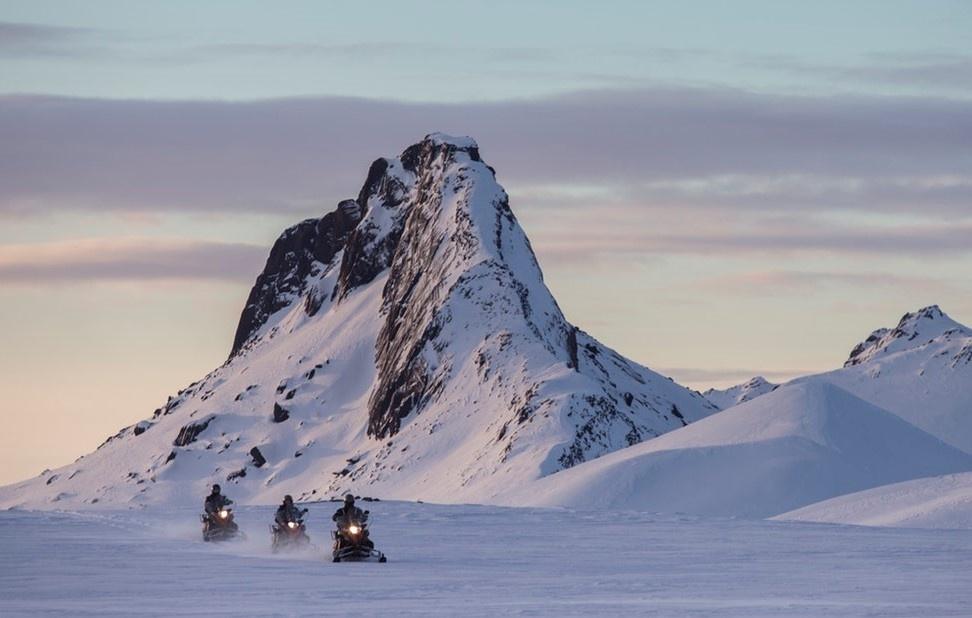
xmin=699 ymin=306 xmax=972 ymax=455
xmin=0 ymin=133 xmax=716 ymax=510
xmin=799 ymin=305 xmax=972 ymax=454
xmin=500 ymin=381 xmax=972 ymax=518
xmin=778 ymin=471 xmax=972 ymax=529
xmin=703 ymin=376 xmax=778 ymax=410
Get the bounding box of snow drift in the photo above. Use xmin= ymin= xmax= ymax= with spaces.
xmin=0 ymin=133 xmax=716 ymax=510
xmin=501 ymin=381 xmax=972 ymax=518
xmin=777 ymin=471 xmax=972 ymax=529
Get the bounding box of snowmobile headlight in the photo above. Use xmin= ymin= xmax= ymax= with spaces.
xmin=219 ymin=509 xmax=229 ymax=519
xmin=287 ymin=521 xmax=297 ymax=529
xmin=348 ymin=525 xmax=361 ymax=535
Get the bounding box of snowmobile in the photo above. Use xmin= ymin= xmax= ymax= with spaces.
xmin=332 ymin=514 xmax=387 ymax=562
xmin=271 ymin=517 xmax=311 ymax=553
xmin=201 ymin=507 xmax=240 ymax=542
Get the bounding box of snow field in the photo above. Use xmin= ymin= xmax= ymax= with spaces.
xmin=2 ymin=502 xmax=971 ymax=617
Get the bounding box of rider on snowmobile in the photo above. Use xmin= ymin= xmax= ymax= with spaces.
xmin=332 ymin=493 xmax=374 ymax=549
xmin=275 ymin=495 xmax=307 ymax=527
xmin=204 ymin=484 xmax=233 ymax=516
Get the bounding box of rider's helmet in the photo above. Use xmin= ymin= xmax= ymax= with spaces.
xmin=284 ymin=494 xmax=293 ymax=505
xmin=212 ymin=484 xmax=221 ymax=494
xmin=344 ymin=493 xmax=355 ymax=506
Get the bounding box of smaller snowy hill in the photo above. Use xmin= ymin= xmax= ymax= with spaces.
xmin=699 ymin=306 xmax=972 ymax=455
xmin=500 ymin=381 xmax=972 ymax=518
xmin=799 ymin=305 xmax=972 ymax=454
xmin=703 ymin=376 xmax=777 ymax=410
xmin=777 ymin=472 xmax=972 ymax=529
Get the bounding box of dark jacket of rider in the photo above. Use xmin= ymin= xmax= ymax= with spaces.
xmin=275 ymin=502 xmax=307 ymax=526
xmin=204 ymin=492 xmax=232 ymax=515
xmin=331 ymin=505 xmax=367 ymax=526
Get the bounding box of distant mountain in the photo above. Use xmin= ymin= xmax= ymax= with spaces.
xmin=0 ymin=133 xmax=716 ymax=510
xmin=777 ymin=471 xmax=972 ymax=529
xmin=795 ymin=305 xmax=972 ymax=453
xmin=500 ymin=381 xmax=972 ymax=518
xmin=703 ymin=376 xmax=778 ymax=410
xmin=842 ymin=305 xmax=968 ymax=368
xmin=699 ymin=306 xmax=972 ymax=455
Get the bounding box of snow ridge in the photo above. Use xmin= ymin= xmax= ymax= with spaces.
xmin=844 ymin=305 xmax=968 ymax=367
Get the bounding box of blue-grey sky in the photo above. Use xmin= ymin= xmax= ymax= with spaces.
xmin=1 ymin=1 xmax=971 ymax=484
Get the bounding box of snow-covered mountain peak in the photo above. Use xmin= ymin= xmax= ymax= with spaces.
xmin=845 ymin=305 xmax=968 ymax=368
xmin=1 ymin=133 xmax=717 ymax=510
xmin=424 ymin=132 xmax=479 ymax=150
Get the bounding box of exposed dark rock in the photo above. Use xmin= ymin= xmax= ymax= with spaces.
xmin=333 ymin=177 xmax=409 ymax=300
xmin=364 ymin=138 xmax=496 ymax=438
xmin=133 ymin=421 xmax=151 ymax=436
xmin=230 ymin=199 xmax=362 ymax=357
xmin=249 ymin=447 xmax=267 ymax=468
xmin=284 ymin=389 xmax=296 ymax=401
xmin=558 ymin=395 xmax=647 ymax=468
xmin=45 ymin=474 xmax=58 ymax=485
xmin=164 ymin=451 xmax=177 ymax=464
xmin=173 ymin=418 xmax=212 ymax=447
xmin=623 ymin=392 xmax=634 ymax=406
xmin=357 ymin=158 xmax=389 ymax=208
xmin=566 ymin=326 xmax=579 ymax=370
xmin=272 ymin=403 xmax=290 ymax=423
xmin=227 ymin=467 xmax=247 ymax=481
xmin=670 ymin=404 xmax=687 ymax=426
xmin=846 ymin=305 xmax=948 ymax=367
xmin=845 ymin=329 xmax=891 ymax=367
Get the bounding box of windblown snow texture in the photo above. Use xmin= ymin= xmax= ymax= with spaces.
xmin=0 ymin=133 xmax=716 ymax=510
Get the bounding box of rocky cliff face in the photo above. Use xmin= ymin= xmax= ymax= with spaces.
xmin=0 ymin=133 xmax=717 ymax=510
xmin=231 ymin=199 xmax=361 ymax=356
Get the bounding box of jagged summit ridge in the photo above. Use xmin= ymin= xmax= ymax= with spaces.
xmin=0 ymin=133 xmax=717 ymax=509
xmin=845 ymin=305 xmax=968 ymax=367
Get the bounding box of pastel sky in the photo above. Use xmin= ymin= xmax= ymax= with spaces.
xmin=2 ymin=1 xmax=971 ymax=485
